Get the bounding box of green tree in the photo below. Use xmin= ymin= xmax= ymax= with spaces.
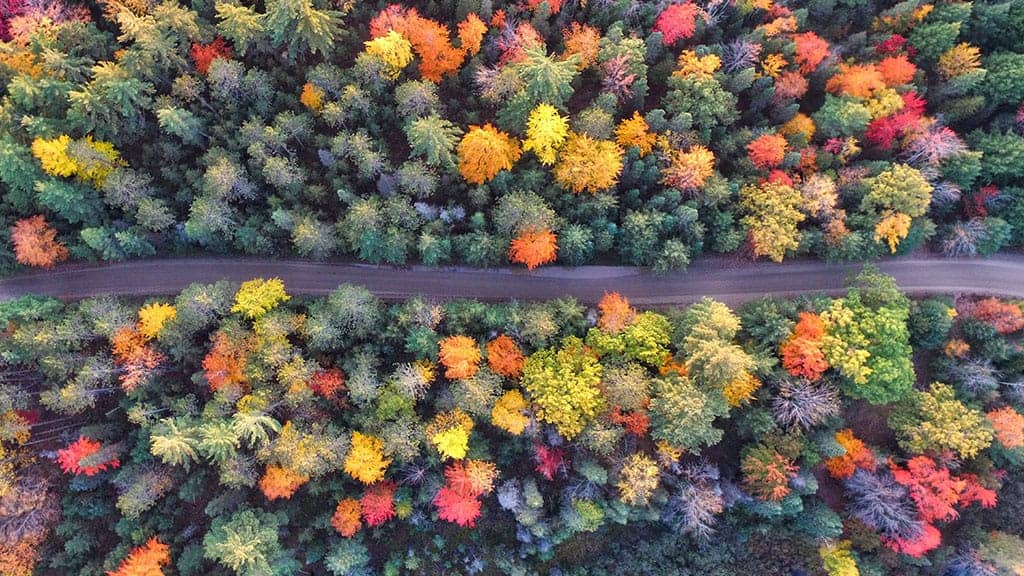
xmin=203 ymin=509 xmax=299 ymax=576
xmin=511 ymin=47 xmax=581 ymax=109
xmin=650 ymin=374 xmax=728 ymax=451
xmin=889 ymin=382 xmax=994 ymax=459
xmin=405 ymin=114 xmax=462 ymax=170
xmin=264 ymin=0 xmax=344 ymax=58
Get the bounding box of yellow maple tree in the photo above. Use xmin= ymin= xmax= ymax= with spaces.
xmin=138 ymin=302 xmax=176 ymax=340
xmin=523 ymin=104 xmax=569 ymax=165
xmin=344 ymin=432 xmax=391 ymax=484
xmin=457 ymin=124 xmax=522 ymax=185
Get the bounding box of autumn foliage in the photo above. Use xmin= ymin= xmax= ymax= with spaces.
xmin=597 ymin=292 xmax=636 ymax=334
xmin=747 ymin=133 xmax=788 ymax=169
xmin=202 ymin=333 xmax=248 ymax=393
xmin=370 ymin=5 xmax=467 ymax=82
xmin=360 ymin=481 xmax=397 ymax=527
xmin=457 ymin=124 xmax=521 ymax=185
xmin=779 ymin=312 xmax=829 ymax=380
xmin=792 ymin=31 xmax=829 ymax=73
xmin=331 ymin=498 xmax=363 ymax=537
xmin=662 ymin=145 xmax=715 ymax=191
xmin=654 ymin=3 xmax=699 ymax=46
xmin=486 ymin=335 xmax=525 ymax=378
xmin=825 ymin=429 xmax=876 ymax=479
xmin=510 ymin=228 xmax=558 ymax=270
xmin=107 ymin=537 xmax=170 ymax=576
xmin=960 ymin=298 xmax=1024 ymax=334
xmin=190 ymin=37 xmax=232 ymax=75
xmin=742 ymin=444 xmax=797 ymax=501
xmin=439 ymin=335 xmax=481 ymax=379
xmin=111 ymin=326 xmax=166 ymax=392
xmin=57 ymin=436 xmax=120 ymax=476
xmin=10 ymin=215 xmax=67 ymax=269
xmin=553 ymin=133 xmax=624 ymax=194
xmin=259 ymin=465 xmax=308 ymax=500
xmin=826 ymin=63 xmax=886 ymax=98
xmin=310 ymin=368 xmax=346 ymax=403
xmin=988 ymin=407 xmax=1024 ymax=449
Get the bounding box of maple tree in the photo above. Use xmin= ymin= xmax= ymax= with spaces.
xmin=202 ymin=332 xmax=248 ymax=393
xmin=457 ymin=124 xmax=522 ymax=185
xmin=10 ymin=215 xmax=68 ymax=269
xmin=190 ymin=37 xmax=233 ymax=75
xmin=742 ymin=444 xmax=797 ymax=501
xmin=987 ymin=406 xmax=1024 ymax=449
xmin=107 ymin=537 xmax=171 ymax=576
xmin=779 ymin=312 xmax=829 ymax=380
xmin=521 ymin=337 xmax=604 ymax=439
xmin=523 ymin=103 xmax=569 ymax=165
xmin=433 ymin=484 xmax=482 ymax=527
xmin=360 ymin=481 xmax=396 ymax=527
xmin=617 ymin=452 xmax=660 ymax=506
xmin=661 ymin=145 xmax=715 ymax=191
xmin=57 ymin=436 xmax=120 ymax=476
xmin=111 ymin=325 xmax=165 ymax=392
xmin=747 ymin=133 xmax=788 ymax=169
xmin=438 ymin=335 xmax=481 ymax=379
xmin=300 ymin=83 xmax=324 ymax=111
xmin=654 ymin=2 xmax=699 ymax=46
xmin=510 ymin=228 xmax=558 ymax=270
xmin=597 ymin=292 xmax=636 ymax=334
xmin=310 ymin=368 xmax=346 ymax=403
xmin=331 ymin=498 xmax=362 ymax=537
xmin=826 ymin=63 xmax=886 ymax=98
xmin=445 ymin=460 xmax=498 ymax=496
xmin=825 ymin=429 xmax=876 ymax=479
xmin=486 ymin=335 xmax=525 ymax=378
xmin=553 ymin=133 xmax=624 ymax=194
xmin=363 ymin=30 xmax=413 ymax=80
xmin=259 ymin=465 xmax=308 ymax=500
xmin=369 ymin=6 xmax=465 ymax=82
xmin=344 ymin=432 xmax=391 ymax=484
xmin=457 ymin=13 xmax=486 ymax=55
xmin=427 ymin=409 xmax=474 ymax=460
xmin=534 ymin=444 xmax=568 ymax=480
xmin=877 ymin=54 xmax=917 ymax=86
xmin=562 ymin=22 xmax=600 ymax=70
xmin=961 ymin=298 xmax=1024 ymax=334
xmin=792 ymin=31 xmax=829 ymax=73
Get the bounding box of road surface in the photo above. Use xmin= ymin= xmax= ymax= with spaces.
xmin=1 ymin=255 xmax=1022 ymax=305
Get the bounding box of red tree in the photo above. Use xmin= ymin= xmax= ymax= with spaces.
xmin=10 ymin=215 xmax=68 ymax=269
xmin=654 ymin=3 xmax=699 ymax=46
xmin=310 ymin=368 xmax=346 ymax=404
xmin=190 ymin=38 xmax=233 ymax=74
xmin=747 ymin=134 xmax=788 ymax=169
xmin=433 ymin=485 xmax=482 ymax=527
xmin=792 ymin=31 xmax=829 ymax=73
xmin=534 ymin=444 xmax=568 ymax=480
xmin=360 ymin=481 xmax=397 ymax=527
xmin=57 ymin=436 xmax=120 ymax=476
xmin=962 ymin=298 xmax=1024 ymax=334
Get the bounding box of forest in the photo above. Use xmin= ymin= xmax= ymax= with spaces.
xmin=0 ymin=268 xmax=1023 ymax=575
xmin=1 ymin=0 xmax=1024 ymax=273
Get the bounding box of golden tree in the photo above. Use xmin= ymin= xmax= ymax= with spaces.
xmin=523 ymin=103 xmax=569 ymax=165
xmin=457 ymin=124 xmax=522 ymax=185
xmin=553 ymin=133 xmax=624 ymax=194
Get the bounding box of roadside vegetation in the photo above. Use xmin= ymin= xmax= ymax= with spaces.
xmin=2 ymin=269 xmax=1024 ymax=575
xmin=2 ymin=0 xmax=1024 ymax=274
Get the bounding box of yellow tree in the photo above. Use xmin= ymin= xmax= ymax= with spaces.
xmin=344 ymin=432 xmax=391 ymax=484
xmin=457 ymin=124 xmax=522 ymax=185
xmin=614 ymin=112 xmax=656 ymax=156
xmin=138 ymin=302 xmax=176 ymax=340
xmin=231 ymin=278 xmax=290 ymax=319
xmin=363 ymin=29 xmax=414 ymax=80
xmin=523 ymin=104 xmax=569 ymax=165
xmin=553 ymin=133 xmax=624 ymax=194
xmin=860 ymin=164 xmax=932 ymax=253
xmin=661 ymin=145 xmax=715 ymax=191
xmin=740 ymin=181 xmax=805 ymax=262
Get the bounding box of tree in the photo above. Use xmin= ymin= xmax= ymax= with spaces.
xmin=10 ymin=215 xmax=68 ymax=269
xmin=742 ymin=444 xmax=797 ymax=501
xmin=819 ymin=540 xmax=859 ymax=576
xmin=844 ymin=469 xmax=923 ymax=544
xmin=491 ymin=390 xmax=530 ymax=435
xmin=331 ymin=498 xmax=362 ymax=537
xmin=363 ymin=30 xmax=413 ymax=79
xmin=779 ymin=312 xmax=828 ymax=380
xmin=615 ymin=112 xmax=656 ymax=156
xmin=890 ymin=382 xmax=994 ymax=459
xmin=792 ymin=31 xmax=829 ymax=73
xmin=661 ymin=145 xmax=715 ymax=192
xmin=987 ymin=406 xmax=1024 ymax=449
xmin=890 ymin=456 xmax=996 ymax=524
xmin=191 ymin=37 xmax=233 ymax=74
xmin=457 ymin=13 xmax=487 ymax=55
xmin=960 ymin=298 xmax=1024 ymax=335
xmin=107 ymin=537 xmax=170 ymax=576
xmin=258 ymin=466 xmax=308 ymax=500
xmin=215 ymin=2 xmax=265 ymax=57
xmin=137 ymin=302 xmax=175 ymax=340
xmin=826 ymin=63 xmax=885 ymax=98
xmin=510 ymin=228 xmax=558 ymax=270
xmin=203 ymin=333 xmax=249 ymax=393
xmin=439 ymin=335 xmax=481 ymax=379
xmin=231 ymin=278 xmax=289 ymax=320
xmin=617 ymin=453 xmax=660 ymax=506
xmin=598 ymin=292 xmax=636 ymax=334
xmin=521 ymin=336 xmax=604 ymax=439
xmin=360 ymin=481 xmax=396 ymax=527
xmin=860 ymin=164 xmax=932 ymax=252
xmin=264 ymin=0 xmax=344 ymax=58
xmin=649 ymin=374 xmax=728 ymax=451
xmin=57 ymin=436 xmax=120 ymax=476
xmin=434 ymin=484 xmax=482 ymax=527
xmin=344 ymin=432 xmax=391 ymax=484
xmin=825 ymin=429 xmax=875 ymax=480
xmin=740 ymin=181 xmax=805 ymax=262
xmin=553 ymin=133 xmax=624 ymax=194
xmin=203 ymin=509 xmax=298 ymax=576
xmin=654 ymin=3 xmax=699 ymax=46
xmin=523 ymin=104 xmax=569 ymax=165
xmin=426 ymin=409 xmax=474 ymax=460
xmin=771 ymin=378 xmax=840 ymax=430
xmin=486 ymin=335 xmax=524 ymax=378
xmin=405 ymin=114 xmax=462 ymax=170
xmin=747 ymin=133 xmax=788 ymax=169
xmin=511 ymin=47 xmax=580 ymax=109
xmin=457 ymin=124 xmax=521 ymax=185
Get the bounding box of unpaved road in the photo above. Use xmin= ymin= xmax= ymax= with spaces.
xmin=1 ymin=256 xmax=1022 ymax=305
